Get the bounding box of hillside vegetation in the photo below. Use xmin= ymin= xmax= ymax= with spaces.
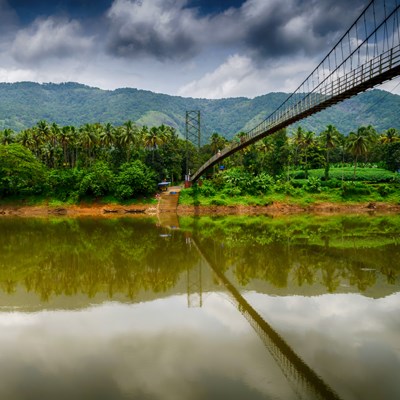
xmin=0 ymin=82 xmax=399 ymax=142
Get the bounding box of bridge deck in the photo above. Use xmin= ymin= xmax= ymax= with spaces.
xmin=191 ymin=1 xmax=400 ymax=183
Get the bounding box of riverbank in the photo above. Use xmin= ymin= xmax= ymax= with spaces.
xmin=0 ymin=203 xmax=157 ymax=217
xmin=1 ymin=201 xmax=400 ymax=217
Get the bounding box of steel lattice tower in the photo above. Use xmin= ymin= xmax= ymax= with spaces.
xmin=185 ymin=111 xmax=201 ymax=180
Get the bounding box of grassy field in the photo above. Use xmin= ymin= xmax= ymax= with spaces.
xmin=179 ymin=167 xmax=400 ymax=207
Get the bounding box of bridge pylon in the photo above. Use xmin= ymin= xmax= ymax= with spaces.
xmin=185 ymin=111 xmax=201 ymax=186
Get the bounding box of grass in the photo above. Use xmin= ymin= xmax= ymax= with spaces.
xmin=291 ymin=166 xmax=399 ymax=182
xmin=0 ymin=194 xmax=158 ymax=207
xmin=179 ymin=167 xmax=400 ymax=207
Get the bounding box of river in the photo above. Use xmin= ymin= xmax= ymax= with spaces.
xmin=0 ymin=214 xmax=399 ymax=399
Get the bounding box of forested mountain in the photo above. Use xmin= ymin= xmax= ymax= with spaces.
xmin=0 ymin=81 xmax=399 ymax=142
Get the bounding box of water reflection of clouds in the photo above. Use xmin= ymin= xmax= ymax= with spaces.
xmin=0 ymin=294 xmax=297 ymax=400
xmin=246 ymin=291 xmax=400 ymax=400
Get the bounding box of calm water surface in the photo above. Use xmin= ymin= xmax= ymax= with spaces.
xmin=0 ymin=215 xmax=399 ymax=400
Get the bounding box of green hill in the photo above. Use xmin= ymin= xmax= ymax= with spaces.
xmin=0 ymin=81 xmax=399 ymax=142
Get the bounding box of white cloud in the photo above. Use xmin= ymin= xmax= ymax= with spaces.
xmin=12 ymin=17 xmax=94 ymax=64
xmin=0 ymin=67 xmax=37 ymax=82
xmin=178 ymin=54 xmax=316 ymax=98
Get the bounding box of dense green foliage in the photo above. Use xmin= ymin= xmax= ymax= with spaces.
xmin=0 ymin=144 xmax=45 ymax=196
xmin=182 ymin=126 xmax=400 ymax=206
xmin=0 ymin=116 xmax=399 ymax=203
xmin=0 ymin=121 xmax=186 ymax=202
xmin=0 ymin=82 xmax=399 ymax=141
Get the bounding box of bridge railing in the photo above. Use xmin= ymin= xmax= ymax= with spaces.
xmin=191 ymin=0 xmax=400 ymax=182
xmin=192 ymin=45 xmax=400 ymax=181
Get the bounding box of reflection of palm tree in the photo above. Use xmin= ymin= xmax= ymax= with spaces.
xmin=321 ymin=263 xmax=341 ymax=293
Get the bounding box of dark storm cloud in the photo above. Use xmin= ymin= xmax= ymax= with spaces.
xmin=0 ymin=0 xmax=18 ymax=34
xmin=11 ymin=16 xmax=94 ymax=64
xmin=105 ymin=0 xmax=203 ymax=61
xmin=188 ymin=0 xmax=246 ymax=15
xmin=239 ymin=0 xmax=367 ymax=59
xmin=8 ymin=0 xmax=112 ymax=23
xmin=104 ymin=0 xmax=369 ymax=62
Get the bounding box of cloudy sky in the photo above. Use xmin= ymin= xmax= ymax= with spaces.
xmin=0 ymin=0 xmax=395 ymax=98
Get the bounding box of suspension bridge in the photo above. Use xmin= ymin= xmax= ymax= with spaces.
xmin=190 ymin=0 xmax=400 ymax=182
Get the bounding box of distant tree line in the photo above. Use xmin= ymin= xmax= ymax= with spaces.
xmin=202 ymin=125 xmax=400 ymax=179
xmin=0 ymin=120 xmax=399 ymax=201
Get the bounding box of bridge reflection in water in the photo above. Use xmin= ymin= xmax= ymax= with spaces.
xmin=190 ymin=237 xmax=342 ymax=400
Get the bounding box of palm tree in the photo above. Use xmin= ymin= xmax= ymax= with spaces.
xmin=379 ymin=127 xmax=399 ymax=144
xmin=346 ymin=126 xmax=376 ymax=180
xmin=257 ymin=137 xmax=274 ymax=170
xmin=0 ymin=128 xmax=15 ymax=145
xmin=302 ymin=130 xmax=315 ymax=178
xmin=119 ymin=120 xmax=139 ymax=162
xmin=59 ymin=126 xmax=72 ymax=167
xmin=17 ymin=129 xmax=35 ymax=152
xmin=69 ymin=126 xmax=79 ymax=167
xmin=48 ymin=122 xmax=61 ymax=167
xmin=100 ymin=122 xmax=115 ymax=148
xmin=36 ymin=120 xmax=51 ymax=142
xmin=157 ymin=124 xmax=174 ymax=143
xmin=209 ymin=133 xmax=227 ymax=154
xmin=80 ymin=123 xmax=99 ymax=166
xmin=320 ymin=124 xmax=339 ymax=180
xmin=143 ymin=126 xmax=166 ymax=162
xmin=290 ymin=126 xmax=306 ymax=169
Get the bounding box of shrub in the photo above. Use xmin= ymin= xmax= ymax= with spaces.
xmin=291 ymin=170 xmax=307 ymax=179
xmin=221 ymin=167 xmax=255 ymax=194
xmin=79 ymin=161 xmax=115 ymax=198
xmin=222 ymin=186 xmax=241 ymax=197
xmin=254 ymin=172 xmax=274 ymax=193
xmin=309 ymin=167 xmax=396 ymax=183
xmin=199 ymin=180 xmax=216 ymax=197
xmin=210 ymin=197 xmax=228 ymax=206
xmin=304 ymin=176 xmax=322 ymax=193
xmin=273 ymin=179 xmax=295 ymax=194
xmin=48 ymin=168 xmax=82 ymax=201
xmin=376 ymin=184 xmax=395 ymax=197
xmin=341 ymin=182 xmax=371 ymax=196
xmin=321 ymin=178 xmax=342 ymax=189
xmin=115 ymin=160 xmax=157 ymax=200
xmin=0 ymin=144 xmax=46 ymax=196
